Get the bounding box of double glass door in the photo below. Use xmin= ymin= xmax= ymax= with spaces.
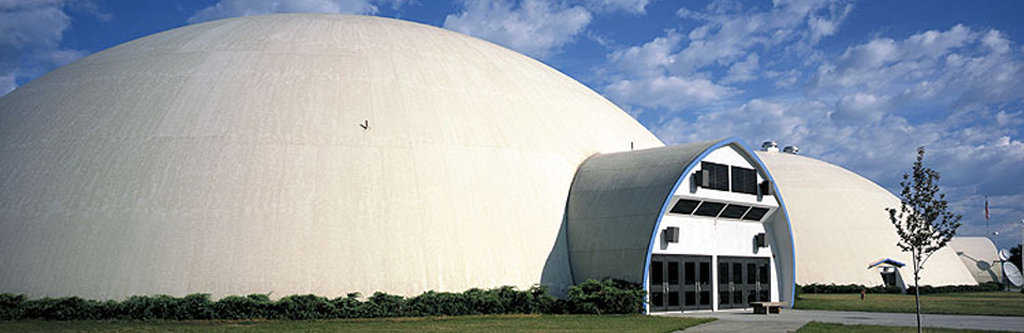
xmin=649 ymin=255 xmax=711 ymax=312
xmin=717 ymin=257 xmax=771 ymax=309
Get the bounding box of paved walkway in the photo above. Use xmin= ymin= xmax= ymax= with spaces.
xmin=663 ymin=309 xmax=1024 ymax=332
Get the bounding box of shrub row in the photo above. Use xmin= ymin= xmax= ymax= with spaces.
xmin=797 ymin=284 xmax=902 ymax=295
xmin=905 ymin=282 xmax=1003 ymax=295
xmin=0 ymin=279 xmax=644 ymax=320
xmin=797 ymin=281 xmax=1004 ymax=296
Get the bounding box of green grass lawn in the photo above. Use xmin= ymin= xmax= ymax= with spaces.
xmin=796 ymin=322 xmax=1011 ymax=333
xmin=795 ymin=291 xmax=1024 ymax=316
xmin=0 ymin=314 xmax=714 ymax=332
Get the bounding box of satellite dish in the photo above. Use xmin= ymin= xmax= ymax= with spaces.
xmin=1005 ymin=262 xmax=1024 ymax=287
xmin=999 ymin=249 xmax=1010 ymax=261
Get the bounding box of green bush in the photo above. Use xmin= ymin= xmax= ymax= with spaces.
xmin=405 ymin=291 xmax=468 ymax=316
xmin=905 ymin=282 xmax=1003 ymax=295
xmin=798 ymin=284 xmax=902 ymax=294
xmin=213 ymin=294 xmax=271 ymax=319
xmin=22 ymin=297 xmax=104 ymax=320
xmin=798 ymin=282 xmax=1004 ymax=295
xmin=0 ymin=280 xmax=644 ymax=320
xmin=272 ymin=294 xmax=335 ymax=320
xmin=566 ymin=279 xmax=645 ymax=314
xmin=0 ymin=294 xmax=26 ymax=320
xmin=330 ymin=293 xmax=363 ymax=318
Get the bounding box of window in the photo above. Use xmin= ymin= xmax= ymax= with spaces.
xmin=670 ymin=199 xmax=700 ymax=215
xmin=700 ymin=162 xmax=729 ymax=191
xmin=693 ymin=201 xmax=725 ymax=217
xmin=742 ymin=207 xmax=769 ymax=221
xmin=719 ymin=204 xmax=750 ymax=219
xmin=652 ymin=261 xmax=663 ymax=284
xmin=731 ymin=166 xmax=758 ymax=194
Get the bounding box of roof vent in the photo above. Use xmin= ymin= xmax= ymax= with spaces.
xmin=761 ymin=141 xmax=779 ymax=152
xmin=783 ymin=146 xmax=799 ymax=154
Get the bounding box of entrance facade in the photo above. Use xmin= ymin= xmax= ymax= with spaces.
xmin=649 ymin=254 xmax=712 ymax=311
xmin=717 ymin=256 xmax=771 ymax=309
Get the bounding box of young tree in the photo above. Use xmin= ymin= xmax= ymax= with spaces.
xmin=886 ymin=147 xmax=962 ymax=333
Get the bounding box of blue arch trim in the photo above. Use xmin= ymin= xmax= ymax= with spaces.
xmin=640 ymin=137 xmax=797 ymax=313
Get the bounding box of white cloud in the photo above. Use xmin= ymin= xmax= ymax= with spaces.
xmin=606 ymin=30 xmax=683 ymax=78
xmin=595 ymin=0 xmax=852 ymax=114
xmin=187 ymin=0 xmax=410 ymax=23
xmin=443 ymin=0 xmax=592 ymax=59
xmin=982 ymin=30 xmax=1012 ymax=54
xmin=670 ymin=0 xmax=851 ymax=75
xmin=584 ymin=0 xmax=650 ymax=14
xmin=722 ymin=52 xmax=759 ymax=83
xmin=813 ymin=25 xmax=1024 ymax=115
xmin=806 ymin=1 xmax=852 ymax=44
xmin=830 ymin=92 xmax=887 ymax=124
xmin=605 ymin=75 xmax=738 ymax=111
xmin=0 ymin=0 xmax=91 ymax=96
xmin=0 ymin=73 xmax=15 ymax=96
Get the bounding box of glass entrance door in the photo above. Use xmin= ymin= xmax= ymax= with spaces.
xmin=650 ymin=254 xmax=712 ymax=312
xmin=717 ymin=257 xmax=771 ymax=309
xmin=681 ymin=256 xmax=712 ymax=311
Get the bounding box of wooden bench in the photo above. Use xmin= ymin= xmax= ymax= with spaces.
xmin=751 ymin=301 xmax=784 ymax=314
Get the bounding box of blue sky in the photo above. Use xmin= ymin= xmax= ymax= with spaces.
xmin=2 ymin=0 xmax=1023 ymax=249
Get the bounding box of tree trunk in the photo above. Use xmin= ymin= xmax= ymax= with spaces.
xmin=913 ymin=252 xmax=922 ymax=333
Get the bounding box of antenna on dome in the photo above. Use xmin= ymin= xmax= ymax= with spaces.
xmin=360 ymin=120 xmax=369 ymax=130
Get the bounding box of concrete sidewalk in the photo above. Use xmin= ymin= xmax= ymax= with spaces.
xmin=664 ymin=309 xmax=1024 ymax=332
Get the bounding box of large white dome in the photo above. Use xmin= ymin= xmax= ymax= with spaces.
xmin=757 ymin=151 xmax=976 ymax=287
xmin=0 ymin=14 xmax=663 ymax=299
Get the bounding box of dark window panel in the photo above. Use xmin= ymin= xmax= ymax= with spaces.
xmin=694 ymin=201 xmax=725 ymax=217
xmin=731 ymin=166 xmax=758 ymax=194
xmin=742 ymin=207 xmax=769 ymax=221
xmin=718 ymin=263 xmax=729 ymax=283
xmin=720 ymin=204 xmax=750 ymax=219
xmin=670 ymin=199 xmax=700 ymax=215
xmin=668 ymin=262 xmax=679 ymax=284
xmin=701 ymin=162 xmax=729 ymax=191
xmin=684 ymin=262 xmax=695 ymax=284
xmin=652 ymin=261 xmax=664 ymax=284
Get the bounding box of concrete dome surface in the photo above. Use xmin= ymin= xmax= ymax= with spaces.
xmin=757 ymin=151 xmax=976 ymax=287
xmin=0 ymin=14 xmax=663 ymax=299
